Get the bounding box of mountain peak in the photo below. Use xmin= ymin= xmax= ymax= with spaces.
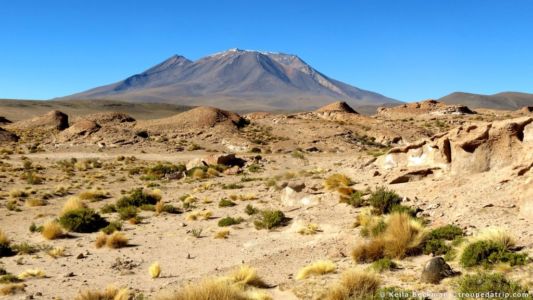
xmin=62 ymin=49 xmax=400 ymax=112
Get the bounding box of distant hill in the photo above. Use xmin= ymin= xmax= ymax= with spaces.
xmin=0 ymin=99 xmax=190 ymax=122
xmin=59 ymin=48 xmax=401 ymax=112
xmin=438 ymin=92 xmax=533 ymax=110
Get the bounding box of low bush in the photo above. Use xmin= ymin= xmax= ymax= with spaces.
xmin=457 ymin=273 xmax=531 ymax=300
xmin=323 ymin=269 xmax=381 ymax=300
xmin=117 ymin=206 xmax=138 ymax=220
xmin=324 ymin=174 xmax=352 ymax=191
xmin=219 ymin=198 xmax=237 ymax=208
xmin=218 ymin=216 xmax=243 ymax=227
xmin=116 ymin=188 xmax=161 ymax=208
xmin=460 ymin=240 xmax=527 ymax=268
xmin=296 ymin=260 xmax=336 ymax=280
xmin=58 ymin=208 xmax=108 ymax=233
xmin=254 ymin=210 xmax=288 ymax=230
xmin=369 ymin=187 xmax=402 ymax=215
xmin=371 ymin=258 xmax=398 ymax=273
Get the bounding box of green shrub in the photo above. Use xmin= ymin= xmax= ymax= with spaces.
xmin=245 ymin=204 xmax=258 ymax=215
xmin=101 ymin=221 xmax=122 ymax=234
xmin=29 ymin=223 xmax=43 ymax=233
xmin=160 ymin=204 xmax=181 ymax=214
xmin=222 ymin=183 xmax=244 ymax=190
xmin=219 ymin=198 xmax=237 ymax=208
xmin=457 ymin=273 xmax=531 ymax=300
xmin=100 ymin=203 xmax=117 ymax=214
xmin=11 ymin=242 xmax=40 ymax=255
xmin=218 ymin=216 xmax=243 ymax=227
xmin=118 ymin=206 xmax=138 ymax=220
xmin=423 ymin=225 xmax=464 ymax=256
xmin=116 ymin=188 xmax=160 ymax=208
xmin=341 ymin=190 xmax=366 ymax=207
xmin=247 ymin=164 xmax=262 ymax=173
xmin=0 ymin=274 xmax=21 ymax=284
xmin=371 ymin=258 xmax=398 ymax=273
xmin=254 ymin=210 xmax=287 ymax=230
xmin=58 ymin=208 xmax=108 ymax=233
xmin=428 ymin=225 xmax=463 ymax=240
xmin=460 ymin=241 xmax=528 ymax=268
xmin=142 ymin=163 xmax=185 ymax=180
xmin=369 ymin=187 xmax=402 ymax=214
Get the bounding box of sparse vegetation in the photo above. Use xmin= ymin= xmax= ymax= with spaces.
xmin=74 ymin=286 xmax=130 ymax=300
xmin=456 ymin=272 xmax=531 ymax=300
xmin=58 ymin=208 xmax=108 ymax=233
xmin=371 ymin=258 xmax=398 ymax=272
xmin=322 ymin=269 xmax=381 ymax=300
xmin=218 ymin=216 xmax=244 ymax=227
xmin=324 ymin=174 xmax=352 ymax=191
xmin=41 ymin=220 xmax=64 ymax=240
xmin=254 ymin=210 xmax=287 ymax=230
xmin=296 ymin=260 xmax=336 ymax=279
xmin=149 ymin=262 xmax=161 ymax=278
xmin=369 ymin=186 xmax=402 ymax=215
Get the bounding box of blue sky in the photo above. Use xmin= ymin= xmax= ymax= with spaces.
xmin=1 ymin=0 xmax=532 ymax=101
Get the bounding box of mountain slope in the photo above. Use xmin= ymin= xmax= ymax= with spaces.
xmin=439 ymin=92 xmax=533 ymax=110
xmin=62 ymin=49 xmax=400 ymax=111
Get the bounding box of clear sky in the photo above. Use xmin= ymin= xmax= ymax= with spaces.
xmin=1 ymin=0 xmax=532 ymax=102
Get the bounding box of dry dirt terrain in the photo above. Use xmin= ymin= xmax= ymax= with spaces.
xmin=0 ymin=100 xmax=532 ymax=299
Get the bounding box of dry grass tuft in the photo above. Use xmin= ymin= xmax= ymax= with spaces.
xmin=0 ymin=283 xmax=26 ymax=296
xmin=323 ymin=269 xmax=380 ymax=300
xmin=296 ymin=260 xmax=336 ymax=280
xmin=74 ymin=285 xmax=130 ymax=300
xmin=95 ymin=232 xmax=128 ymax=249
xmin=150 ymin=262 xmax=161 ymax=279
xmin=61 ymin=197 xmax=87 ymax=216
xmin=0 ymin=229 xmax=10 ymax=245
xmin=469 ymin=227 xmax=516 ymax=250
xmin=95 ymin=232 xmax=107 ymax=248
xmin=156 ymin=278 xmax=247 ymax=300
xmin=25 ymin=198 xmax=47 ymax=207
xmin=352 ymin=212 xmax=427 ymax=262
xmin=381 ymin=212 xmax=427 ymax=258
xmin=48 ymin=246 xmax=66 ymax=258
xmin=41 ymin=220 xmax=64 ymax=240
xmin=228 ymin=265 xmax=267 ymax=288
xmin=297 ymin=223 xmax=320 ymax=235
xmin=186 ymin=210 xmax=213 ymax=221
xmin=78 ymin=190 xmax=108 ymax=202
xmin=214 ymin=229 xmax=230 ymax=239
xmin=18 ymin=269 xmax=45 ymax=279
xmin=324 ymin=174 xmax=352 ymax=191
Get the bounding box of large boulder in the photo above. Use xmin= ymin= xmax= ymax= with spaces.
xmin=420 ymin=257 xmax=458 ymax=284
xmin=203 ymin=153 xmax=244 ymax=167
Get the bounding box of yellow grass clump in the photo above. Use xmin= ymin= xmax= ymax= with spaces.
xmin=150 ymin=262 xmax=161 ymax=278
xmin=48 ymin=246 xmax=66 ymax=258
xmin=0 ymin=283 xmax=26 ymax=296
xmin=25 ymin=198 xmax=47 ymax=207
xmin=324 ymin=174 xmax=352 ymax=191
xmin=0 ymin=229 xmax=10 ymax=246
xmin=156 ymin=278 xmax=247 ymax=300
xmin=214 ymin=229 xmax=230 ymax=239
xmin=296 ymin=260 xmax=336 ymax=280
xmin=95 ymin=232 xmax=128 ymax=249
xmin=228 ymin=265 xmax=267 ymax=288
xmin=323 ymin=269 xmax=381 ymax=300
xmin=74 ymin=286 xmax=130 ymax=300
xmin=352 ymin=212 xmax=427 ymax=262
xmin=18 ymin=269 xmax=45 ymax=279
xmin=61 ymin=197 xmax=87 ymax=216
xmin=469 ymin=227 xmax=516 ymax=250
xmin=41 ymin=220 xmax=64 ymax=240
xmin=298 ymin=223 xmax=320 ymax=235
xmin=78 ymin=190 xmax=108 ymax=202
xmin=186 ymin=210 xmax=213 ymax=221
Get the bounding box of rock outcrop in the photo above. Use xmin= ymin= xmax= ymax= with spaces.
xmin=378 ymin=117 xmax=533 ymax=175
xmin=0 ymin=117 xmax=12 ymax=125
xmin=0 ymin=128 xmax=19 ymax=143
xmin=377 ymin=100 xmax=475 ymax=118
xmin=316 ymin=101 xmax=358 ymax=114
xmin=8 ymin=110 xmax=69 ymax=131
xmin=138 ymin=106 xmax=247 ymax=131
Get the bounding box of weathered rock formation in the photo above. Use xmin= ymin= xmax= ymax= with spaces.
xmin=378 ymin=117 xmax=533 ymax=175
